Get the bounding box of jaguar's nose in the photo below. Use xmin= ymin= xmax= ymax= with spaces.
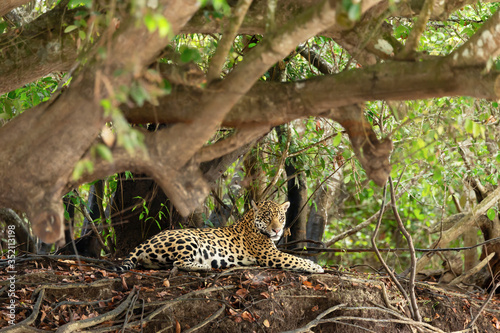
xmin=273 ymin=228 xmax=281 ymax=234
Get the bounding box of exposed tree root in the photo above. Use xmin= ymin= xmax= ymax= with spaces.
xmin=55 ymin=287 xmax=138 ymax=333
xmin=2 ymin=289 xmax=45 ymax=333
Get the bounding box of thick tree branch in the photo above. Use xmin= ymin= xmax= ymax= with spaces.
xmin=413 ymin=185 xmax=500 ymax=275
xmin=194 ymin=126 xmax=270 ymax=163
xmin=0 ymin=1 xmax=78 ymax=94
xmin=0 ymin=0 xmax=391 ymax=94
xmin=449 ymin=7 xmax=500 ymax=67
xmin=0 ymin=0 xmax=30 ymax=17
xmin=124 ymin=60 xmax=500 ymax=127
xmin=160 ymin=0 xmax=380 ymax=169
xmin=329 ymin=105 xmax=392 ymax=186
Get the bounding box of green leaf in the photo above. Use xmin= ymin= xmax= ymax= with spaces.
xmin=78 ymin=30 xmax=86 ymax=40
xmin=162 ymin=80 xmax=172 ymax=94
xmin=464 ymin=119 xmax=473 ymax=134
xmin=432 ymin=166 xmax=442 ymax=181
xmin=68 ymin=0 xmax=92 ymax=8
xmin=180 ymin=47 xmax=201 ymax=63
xmin=72 ymin=159 xmax=94 ymax=180
xmin=129 ymin=82 xmax=149 ymax=107
xmin=0 ymin=22 xmax=7 ymax=34
xmin=344 ymin=174 xmax=351 ymax=183
xmin=332 ymin=133 xmax=342 ymax=146
xmin=156 ymin=15 xmax=171 ymax=38
xmin=96 ymin=144 xmax=113 ymax=162
xmin=144 ymin=13 xmax=156 ymax=32
xmin=487 ymin=208 xmax=496 ymax=221
xmin=64 ymin=25 xmax=78 ymax=33
xmin=347 ymin=3 xmax=361 ymax=21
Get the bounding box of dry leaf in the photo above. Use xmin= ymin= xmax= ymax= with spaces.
xmin=175 ymin=320 xmax=181 ymax=333
xmin=236 ymin=288 xmax=249 ymax=298
xmin=263 ymin=319 xmax=270 ymax=327
xmin=241 ymin=311 xmax=255 ymax=322
xmin=121 ymin=276 xmax=128 ymax=290
xmin=311 ymin=305 xmax=319 ymax=312
xmin=260 ymin=291 xmax=270 ymax=299
xmin=163 ymin=279 xmax=170 ymax=288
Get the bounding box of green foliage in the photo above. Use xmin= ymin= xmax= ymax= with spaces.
xmin=0 ymin=77 xmax=59 ymax=122
xmin=68 ymin=0 xmax=92 ymax=9
xmin=144 ymin=13 xmax=172 ymax=38
xmin=132 ymin=196 xmax=170 ymax=231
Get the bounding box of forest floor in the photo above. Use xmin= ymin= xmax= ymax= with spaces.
xmin=1 ymin=256 xmax=500 ymax=332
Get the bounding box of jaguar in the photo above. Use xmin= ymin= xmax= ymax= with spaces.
xmin=112 ymin=200 xmax=324 ymax=273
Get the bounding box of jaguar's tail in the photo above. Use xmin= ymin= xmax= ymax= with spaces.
xmin=110 ymin=249 xmax=141 ymax=272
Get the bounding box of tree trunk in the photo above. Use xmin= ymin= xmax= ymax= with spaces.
xmin=284 ymin=165 xmax=308 ymax=247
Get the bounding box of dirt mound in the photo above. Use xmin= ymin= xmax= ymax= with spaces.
xmin=1 ymin=257 xmax=499 ymax=332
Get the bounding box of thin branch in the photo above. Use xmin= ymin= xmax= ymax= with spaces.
xmin=74 ymin=190 xmax=112 ymax=255
xmin=281 ymin=303 xmax=347 ymax=333
xmin=414 ymin=184 xmax=500 ymax=275
xmin=194 ymin=126 xmax=270 ymax=163
xmin=468 ymin=282 xmax=500 ymax=329
xmin=389 ymin=176 xmax=421 ymax=322
xmin=206 ymin=0 xmax=253 ymax=83
xmin=397 ymin=0 xmax=434 ymax=59
xmin=261 ymin=125 xmax=291 ymax=199
xmin=279 ymin=235 xmax=500 ymax=255
xmin=184 ymin=304 xmax=226 ymax=333
xmin=371 ymin=183 xmax=415 ymax=319
xmin=325 ymin=174 xmax=418 ymax=247
xmin=1 ymin=289 xmax=45 ymax=333
xmin=287 ymin=133 xmax=338 ymax=158
xmin=55 ymin=287 xmax=138 ymax=333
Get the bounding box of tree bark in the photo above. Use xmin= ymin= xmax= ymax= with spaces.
xmin=0 ymin=0 xmax=31 ymax=17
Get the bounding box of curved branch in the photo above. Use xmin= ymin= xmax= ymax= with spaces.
xmin=0 ymin=1 xmax=78 ymax=94
xmin=194 ymin=126 xmax=270 ymax=163
xmin=124 ymin=60 xmax=500 ymax=127
xmin=449 ymin=8 xmax=500 ymax=67
xmin=0 ymin=0 xmax=31 ymax=17
xmin=206 ymin=0 xmax=253 ymax=83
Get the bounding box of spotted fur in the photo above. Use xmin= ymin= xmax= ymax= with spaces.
xmin=112 ymin=200 xmax=323 ymax=273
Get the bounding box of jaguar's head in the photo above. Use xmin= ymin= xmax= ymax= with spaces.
xmin=252 ymin=200 xmax=290 ymax=241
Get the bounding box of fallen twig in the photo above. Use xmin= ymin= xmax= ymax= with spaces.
xmin=449 ymin=253 xmax=495 ymax=286
xmin=1 ymin=289 xmax=45 ymax=333
xmin=184 ymin=304 xmax=226 ymax=333
xmin=55 ymin=286 xmax=138 ymax=333
xmin=281 ymin=303 xmax=347 ymax=333
xmin=52 ymin=298 xmax=114 ymax=311
xmin=468 ymin=281 xmax=500 ymax=329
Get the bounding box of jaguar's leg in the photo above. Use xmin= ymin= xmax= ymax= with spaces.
xmin=254 ymin=247 xmax=324 ymax=273
xmin=173 ymin=259 xmax=212 ymax=271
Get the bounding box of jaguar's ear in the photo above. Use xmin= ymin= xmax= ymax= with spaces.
xmin=281 ymin=201 xmax=290 ymax=212
xmin=251 ymin=200 xmax=259 ymax=212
